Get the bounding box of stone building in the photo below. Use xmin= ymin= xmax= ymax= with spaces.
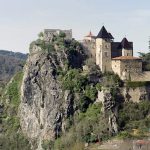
xmin=83 ymin=26 xmax=150 ymax=81
xmin=82 ymin=31 xmax=96 ymax=58
xmin=112 ymin=56 xmax=142 ymax=80
xmin=44 ymin=29 xmax=72 ymax=42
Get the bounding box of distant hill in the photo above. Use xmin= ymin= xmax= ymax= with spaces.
xmin=0 ymin=50 xmax=27 ymax=60
xmin=0 ymin=50 xmax=27 ymax=83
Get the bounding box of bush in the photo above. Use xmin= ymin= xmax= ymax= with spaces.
xmin=59 ymin=32 xmax=66 ymax=38
xmin=118 ymin=101 xmax=150 ymax=132
xmin=41 ymin=140 xmax=54 ymax=150
xmin=78 ymin=95 xmax=92 ymax=112
xmin=85 ymin=85 xmax=97 ymax=101
xmin=62 ymin=69 xmax=88 ymax=92
xmin=117 ymin=131 xmax=132 ymax=139
xmin=96 ymin=83 xmax=102 ymax=91
xmin=102 ymin=72 xmax=123 ymax=87
xmin=53 ymin=103 xmax=108 ymax=149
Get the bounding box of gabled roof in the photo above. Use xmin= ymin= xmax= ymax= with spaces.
xmin=121 ymin=38 xmax=132 ymax=49
xmin=96 ymin=26 xmax=114 ymax=39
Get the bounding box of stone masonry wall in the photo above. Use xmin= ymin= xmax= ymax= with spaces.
xmin=97 ymin=86 xmax=150 ymax=104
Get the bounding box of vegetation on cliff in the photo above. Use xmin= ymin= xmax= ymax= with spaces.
xmin=0 ymin=72 xmax=31 ymax=149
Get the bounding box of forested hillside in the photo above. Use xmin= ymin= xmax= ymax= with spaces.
xmin=0 ymin=50 xmax=27 ymax=83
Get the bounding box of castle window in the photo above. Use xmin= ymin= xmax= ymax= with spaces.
xmin=104 ymin=52 xmax=108 ymax=57
xmin=105 ymin=45 xmax=109 ymax=49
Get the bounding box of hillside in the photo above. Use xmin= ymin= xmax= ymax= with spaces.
xmin=0 ymin=50 xmax=27 ymax=60
xmin=0 ymin=50 xmax=27 ymax=83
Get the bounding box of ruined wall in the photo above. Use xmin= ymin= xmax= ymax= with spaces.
xmin=97 ymin=86 xmax=150 ymax=104
xmin=82 ymin=39 xmax=96 ymax=58
xmin=122 ymin=85 xmax=150 ymax=102
xmin=44 ymin=29 xmax=72 ymax=42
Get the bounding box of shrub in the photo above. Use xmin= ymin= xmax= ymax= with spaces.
xmin=59 ymin=32 xmax=66 ymax=38
xmin=78 ymin=95 xmax=92 ymax=112
xmin=41 ymin=140 xmax=54 ymax=150
xmin=85 ymin=85 xmax=97 ymax=101
xmin=118 ymin=101 xmax=150 ymax=132
xmin=117 ymin=131 xmax=132 ymax=139
xmin=96 ymin=83 xmax=102 ymax=91
xmin=62 ymin=69 xmax=88 ymax=92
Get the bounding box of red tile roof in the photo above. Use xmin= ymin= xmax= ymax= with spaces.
xmin=85 ymin=31 xmax=94 ymax=37
xmin=112 ymin=56 xmax=142 ymax=60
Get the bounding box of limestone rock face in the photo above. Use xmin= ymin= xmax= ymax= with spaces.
xmin=19 ymin=51 xmax=74 ymax=148
xmin=97 ymin=89 xmax=119 ymax=135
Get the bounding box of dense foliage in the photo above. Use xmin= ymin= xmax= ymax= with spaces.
xmin=53 ymin=103 xmax=109 ymax=150
xmin=138 ymin=52 xmax=150 ymax=71
xmin=118 ymin=101 xmax=150 ymax=138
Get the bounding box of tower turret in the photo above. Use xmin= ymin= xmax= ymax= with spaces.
xmin=121 ymin=37 xmax=133 ymax=56
xmin=96 ymin=26 xmax=113 ymax=73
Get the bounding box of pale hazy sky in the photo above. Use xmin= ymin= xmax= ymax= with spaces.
xmin=0 ymin=0 xmax=150 ymax=55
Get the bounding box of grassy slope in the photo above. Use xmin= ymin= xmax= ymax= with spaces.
xmin=0 ymin=72 xmax=31 ymax=150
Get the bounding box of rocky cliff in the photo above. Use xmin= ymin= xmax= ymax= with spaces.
xmin=19 ymin=35 xmax=85 ymax=149
xmin=20 ymin=52 xmax=70 ymax=148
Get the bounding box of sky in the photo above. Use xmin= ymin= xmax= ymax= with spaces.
xmin=0 ymin=0 xmax=150 ymax=55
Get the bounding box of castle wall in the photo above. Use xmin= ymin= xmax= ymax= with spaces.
xmin=96 ymin=38 xmax=112 ymax=73
xmin=112 ymin=60 xmax=121 ymax=76
xmin=122 ymin=86 xmax=150 ymax=102
xmin=112 ymin=59 xmax=142 ymax=80
xmin=97 ymin=86 xmax=150 ymax=104
xmin=122 ymin=49 xmax=133 ymax=56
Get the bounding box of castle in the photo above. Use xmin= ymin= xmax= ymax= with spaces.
xmin=83 ymin=26 xmax=150 ymax=81
xmin=42 ymin=27 xmax=150 ymax=81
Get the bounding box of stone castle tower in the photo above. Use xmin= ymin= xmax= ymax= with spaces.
xmin=96 ymin=26 xmax=113 ymax=73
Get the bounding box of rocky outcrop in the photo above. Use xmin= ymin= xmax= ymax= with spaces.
xmin=97 ymin=89 xmax=119 ymax=135
xmin=97 ymin=85 xmax=150 ymax=135
xmin=19 ymin=50 xmax=74 ymax=149
xmin=122 ymin=86 xmax=150 ymax=102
